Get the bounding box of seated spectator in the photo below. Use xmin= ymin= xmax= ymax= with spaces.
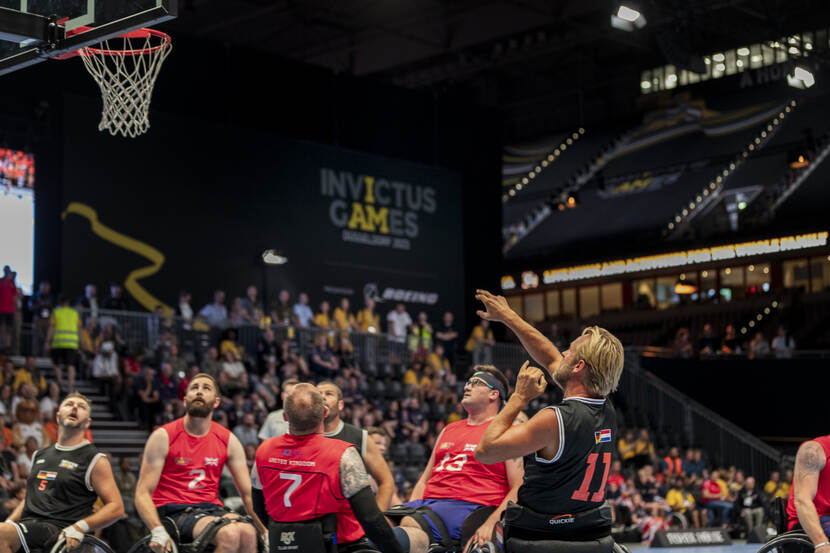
xmin=201 ymin=346 xmax=223 ymax=379
xmin=748 ymin=332 xmax=770 ymax=359
xmin=734 ymin=476 xmax=765 ymax=533
xmin=632 ymin=428 xmax=656 ymax=468
xmin=764 ymin=470 xmax=791 ymax=500
xmin=426 ymin=344 xmax=450 ymax=379
xmin=79 ymin=317 xmax=98 ymax=369
xmin=220 ymin=328 xmax=244 ymax=362
xmin=39 ymin=381 xmax=60 ymax=419
xmin=269 ymin=289 xmax=292 ymax=325
xmin=0 ymin=430 xmax=20 ymax=488
xmin=95 ymin=322 xmax=125 ymax=355
xmin=772 ymin=326 xmax=796 ymax=358
xmin=232 ymin=412 xmax=259 ymax=447
xmin=177 ymin=365 xmax=200 ymax=400
xmin=667 ymin=475 xmax=706 ymax=528
xmin=240 ymin=285 xmax=261 ymax=321
xmin=292 ymin=292 xmax=313 ymax=328
xmin=257 ymin=329 xmax=280 ymax=372
xmin=721 ymin=324 xmax=741 ymax=355
xmin=635 ymin=466 xmax=664 ymax=515
xmin=11 ymin=399 xmax=49 ymax=449
xmin=228 ymin=297 xmax=248 ymax=326
xmin=167 ymin=343 xmax=187 ymax=376
xmin=309 ymin=333 xmax=339 ymax=380
xmin=684 ymin=448 xmax=707 ymax=477
xmin=218 ymin=351 xmax=248 ymax=393
xmin=661 ymin=446 xmax=683 ymax=475
xmin=399 ymin=396 xmax=428 ymax=443
xmin=92 ymin=341 xmax=121 ymax=406
xmin=618 ymin=429 xmax=637 ymax=469
xmin=156 ymin=362 xmax=179 ymax=402
xmin=101 ymin=282 xmax=130 ymax=311
xmin=15 ymin=436 xmax=38 ymax=479
xmin=0 ymin=385 xmax=11 ymax=418
xmin=314 ymin=300 xmax=333 ymax=329
xmin=0 ymin=414 xmax=11 ymax=449
xmin=12 ymin=357 xmax=45 ymax=396
xmin=465 ymin=319 xmax=494 ymax=366
xmin=333 ymin=298 xmax=356 ymax=333
xmin=701 ymin=469 xmax=732 ymax=526
xmin=608 ymin=459 xmax=625 ymax=488
xmin=697 ymin=323 xmax=719 ymax=356
xmin=673 ymin=328 xmax=693 ymax=358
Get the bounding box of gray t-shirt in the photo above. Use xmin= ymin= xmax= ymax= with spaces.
xmin=258 ymin=409 xmax=289 ymax=441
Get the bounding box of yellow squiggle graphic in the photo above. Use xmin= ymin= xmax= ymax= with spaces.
xmin=62 ymin=202 xmax=172 ymax=314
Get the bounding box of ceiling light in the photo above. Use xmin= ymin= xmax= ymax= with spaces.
xmin=641 ymin=80 xmax=652 ymax=89
xmin=713 ymin=53 xmax=725 ymax=62
xmin=788 ymin=65 xmax=815 ymax=89
xmin=788 ymin=46 xmax=800 ymax=55
xmin=262 ymin=250 xmax=288 ymax=265
xmin=715 ymin=63 xmax=726 ymax=72
xmin=737 ymin=47 xmax=750 ymax=56
xmin=611 ymin=4 xmax=646 ymax=31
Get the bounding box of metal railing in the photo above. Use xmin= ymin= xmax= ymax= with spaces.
xmin=16 ymin=308 xmax=784 ymax=477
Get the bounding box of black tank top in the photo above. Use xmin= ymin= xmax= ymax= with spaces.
xmin=22 ymin=441 xmax=104 ymax=526
xmin=325 ymin=421 xmax=367 ymax=458
xmin=519 ymin=397 xmax=616 ymax=515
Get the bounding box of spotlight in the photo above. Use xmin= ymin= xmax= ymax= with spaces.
xmin=262 ymin=250 xmax=288 ymax=265
xmin=787 ymin=65 xmax=815 ymax=89
xmin=611 ymin=3 xmax=646 ymax=31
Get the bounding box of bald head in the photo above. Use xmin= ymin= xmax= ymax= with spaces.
xmin=284 ymin=383 xmax=326 ymax=435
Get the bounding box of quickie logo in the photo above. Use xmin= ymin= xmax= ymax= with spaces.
xmin=549 ymin=514 xmax=575 ymax=525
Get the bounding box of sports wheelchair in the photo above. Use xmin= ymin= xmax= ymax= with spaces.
xmin=125 ymin=512 xmax=264 ymax=553
xmin=47 ymin=535 xmax=117 ymax=553
xmin=756 ymin=498 xmax=812 ymax=553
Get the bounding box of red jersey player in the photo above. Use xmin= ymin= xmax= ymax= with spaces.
xmin=135 ymin=373 xmax=265 ymax=553
xmin=787 ymin=435 xmax=830 ymax=548
xmin=395 ymin=366 xmax=523 ymax=553
xmin=251 ymin=383 xmax=404 ymax=553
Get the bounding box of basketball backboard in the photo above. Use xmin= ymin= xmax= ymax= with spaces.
xmin=0 ymin=0 xmax=177 ymax=76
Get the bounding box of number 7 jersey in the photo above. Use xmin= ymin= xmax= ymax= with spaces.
xmin=422 ymin=419 xmax=510 ymax=506
xmin=152 ymin=418 xmax=229 ymax=508
xmin=518 ymin=397 xmax=616 ymax=514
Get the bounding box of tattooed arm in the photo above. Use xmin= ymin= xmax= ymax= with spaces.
xmin=340 ymin=447 xmax=404 ymax=553
xmin=793 ymin=440 xmax=829 ymax=548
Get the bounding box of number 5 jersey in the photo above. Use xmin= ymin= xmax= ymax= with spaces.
xmin=422 ymin=418 xmax=510 ymax=506
xmin=518 ymin=397 xmax=616 ymax=514
xmin=152 ymin=418 xmax=229 ymax=508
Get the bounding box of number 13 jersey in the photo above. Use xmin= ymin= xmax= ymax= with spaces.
xmin=519 ymin=397 xmax=616 ymax=514
xmin=152 ymin=418 xmax=229 ymax=508
xmin=423 ymin=419 xmax=510 ymax=506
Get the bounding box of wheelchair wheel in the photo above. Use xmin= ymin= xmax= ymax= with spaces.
xmin=613 ymin=542 xmax=633 ymax=553
xmin=125 ymin=534 xmax=180 ymax=553
xmin=668 ymin=512 xmax=689 ymax=529
xmin=756 ymin=532 xmax=814 ymax=553
xmin=49 ymin=535 xmax=118 ymax=553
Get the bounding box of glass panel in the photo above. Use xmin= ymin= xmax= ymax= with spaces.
xmin=579 ymin=287 xmax=600 ymax=318
xmin=679 ymin=69 xmax=689 ymax=86
xmin=524 ymin=293 xmax=545 ymax=322
xmin=761 ymin=43 xmax=775 ymax=66
xmin=811 ymin=255 xmax=830 ymax=293
xmin=745 ymin=263 xmax=771 ymax=295
xmin=601 ymin=283 xmax=623 ymax=312
xmin=664 ymin=64 xmax=678 ymax=89
xmin=652 ymin=66 xmax=664 ymax=92
xmin=632 ymin=279 xmax=656 ymax=308
xmin=720 ymin=266 xmax=744 ymax=301
xmin=724 ymin=50 xmax=738 ymax=75
xmin=507 ymin=295 xmax=523 ymax=318
xmin=545 ymin=290 xmax=560 ymax=318
xmin=783 ymin=259 xmax=809 ymax=290
xmin=700 ymin=269 xmax=718 ymax=302
xmin=775 ymin=38 xmax=788 ymax=63
xmin=749 ymin=44 xmax=763 ymax=68
xmin=640 ymin=70 xmax=652 ymax=94
xmin=562 ymin=288 xmax=577 ymax=316
xmin=655 ymin=276 xmax=678 ymax=309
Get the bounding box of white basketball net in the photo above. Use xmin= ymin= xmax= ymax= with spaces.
xmin=78 ymin=31 xmax=172 ymax=138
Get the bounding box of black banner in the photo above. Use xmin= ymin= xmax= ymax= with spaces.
xmin=61 ymin=95 xmax=465 ymax=325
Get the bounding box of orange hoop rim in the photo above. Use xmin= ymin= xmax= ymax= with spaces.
xmin=56 ymin=26 xmax=171 ymax=58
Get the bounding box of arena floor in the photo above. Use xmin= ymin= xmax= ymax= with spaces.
xmin=628 ymin=543 xmax=757 ymax=553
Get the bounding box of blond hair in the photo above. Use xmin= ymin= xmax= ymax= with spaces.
xmin=572 ymin=326 xmax=624 ymax=397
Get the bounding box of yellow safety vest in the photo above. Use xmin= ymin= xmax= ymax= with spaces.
xmin=52 ymin=306 xmax=79 ymax=350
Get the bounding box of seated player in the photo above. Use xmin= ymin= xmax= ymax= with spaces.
xmin=788 ymin=434 xmax=830 ymax=548
xmin=135 ymin=373 xmax=265 ymax=553
xmin=0 ymin=393 xmax=124 ymax=553
xmin=252 ymin=383 xmax=404 ymax=553
xmin=394 ymin=366 xmax=523 ymax=553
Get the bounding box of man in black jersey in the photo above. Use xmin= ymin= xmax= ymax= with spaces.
xmin=0 ymin=393 xmax=124 ymax=553
xmin=317 ymin=382 xmax=396 ymax=510
xmin=473 ymin=290 xmax=624 ymax=547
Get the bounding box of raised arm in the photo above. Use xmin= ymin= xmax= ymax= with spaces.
xmin=362 ymin=433 xmax=395 ymax=510
xmin=794 ymin=440 xmax=829 ymax=548
xmin=135 ymin=428 xmax=171 ymax=553
xmin=475 ymin=290 xmax=562 ymax=379
xmin=225 ymin=432 xmax=267 ymax=535
xmin=476 ymin=362 xmax=554 ymax=464
xmin=340 ymin=447 xmax=404 ymax=553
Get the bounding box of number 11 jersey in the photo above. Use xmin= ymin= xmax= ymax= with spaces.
xmin=423 ymin=419 xmax=510 ymax=506
xmin=518 ymin=397 xmax=616 ymax=514
xmin=152 ymin=418 xmax=229 ymax=508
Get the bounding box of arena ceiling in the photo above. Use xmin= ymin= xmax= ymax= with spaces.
xmin=160 ymin=0 xmax=830 ymax=139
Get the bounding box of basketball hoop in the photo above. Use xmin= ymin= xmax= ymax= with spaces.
xmin=68 ymin=27 xmax=172 ymax=138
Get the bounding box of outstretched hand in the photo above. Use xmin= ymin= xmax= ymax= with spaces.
xmin=475 ymin=289 xmax=513 ymax=323
xmin=514 ymin=361 xmax=547 ymax=403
